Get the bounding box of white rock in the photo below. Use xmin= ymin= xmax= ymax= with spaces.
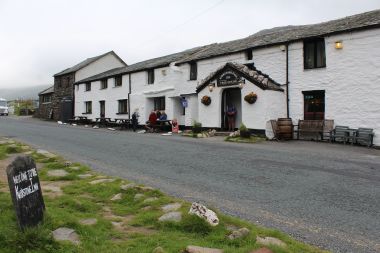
xmin=143 ymin=197 xmax=158 ymax=203
xmin=228 ymin=227 xmax=250 ymax=240
xmin=89 ymin=178 xmax=115 ymax=185
xmin=120 ymin=183 xmax=136 ymax=190
xmin=72 ymin=124 xmax=77 ymax=126
xmin=108 ymin=128 xmax=116 ymax=131
xmin=256 ymin=236 xmax=287 ymax=248
xmin=93 ymin=126 xmax=99 ymax=129
xmin=57 ymin=121 xmax=63 ymax=125
xmin=79 ymin=218 xmax=97 ymax=225
xmin=189 ymin=202 xmax=219 ymax=226
xmin=185 ymin=245 xmax=223 ymax=253
xmin=36 ymin=149 xmax=57 ymax=158
xmin=134 ymin=193 xmax=144 ymax=200
xmin=78 ymin=174 xmax=92 ymax=179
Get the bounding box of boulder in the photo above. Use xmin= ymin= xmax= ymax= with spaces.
xmin=256 ymin=236 xmax=286 ymax=248
xmin=161 ymin=203 xmax=181 ymax=213
xmin=189 ymin=202 xmax=219 ymax=226
xmin=158 ymin=211 xmax=182 ymax=222
xmin=228 ymin=227 xmax=250 ymax=240
xmin=110 ymin=193 xmax=122 ymax=201
xmin=185 ymin=245 xmax=223 ymax=253
xmin=47 ymin=169 xmax=68 ymax=177
xmin=52 ymin=227 xmax=80 ymax=245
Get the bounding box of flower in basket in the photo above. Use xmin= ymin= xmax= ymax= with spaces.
xmin=244 ymin=92 xmax=258 ymax=104
xmin=201 ymin=95 xmax=211 ymax=106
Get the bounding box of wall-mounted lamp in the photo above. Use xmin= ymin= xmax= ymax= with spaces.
xmin=208 ymin=83 xmax=215 ymax=92
xmin=335 ymin=41 xmax=343 ymax=49
xmin=239 ymin=82 xmax=245 ymax=89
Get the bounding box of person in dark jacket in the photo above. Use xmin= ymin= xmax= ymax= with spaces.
xmin=131 ymin=109 xmax=139 ymax=132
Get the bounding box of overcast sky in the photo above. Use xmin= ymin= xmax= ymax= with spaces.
xmin=1 ymin=0 xmax=379 ymax=88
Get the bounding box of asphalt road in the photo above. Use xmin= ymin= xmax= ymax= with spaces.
xmin=1 ymin=116 xmax=379 ymax=253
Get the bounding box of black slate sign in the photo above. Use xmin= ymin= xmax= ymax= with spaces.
xmin=217 ymin=70 xmax=245 ymax=87
xmin=6 ymin=156 xmax=45 ymax=230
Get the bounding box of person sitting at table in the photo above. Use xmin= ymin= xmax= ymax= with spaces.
xmin=145 ymin=110 xmax=157 ymax=132
xmin=156 ymin=110 xmax=161 ymax=119
xmin=159 ymin=111 xmax=167 ymax=121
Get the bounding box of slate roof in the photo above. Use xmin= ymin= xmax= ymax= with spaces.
xmin=54 ymin=51 xmax=127 ymax=77
xmin=75 ymin=9 xmax=380 ymax=84
xmin=38 ymin=86 xmax=54 ymax=95
xmin=196 ymin=62 xmax=283 ymax=92
xmin=176 ymin=9 xmax=380 ymax=64
xmin=75 ymin=45 xmax=210 ymax=84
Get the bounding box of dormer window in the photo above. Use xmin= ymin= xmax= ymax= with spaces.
xmin=147 ymin=69 xmax=155 ymax=84
xmin=101 ymin=79 xmax=108 ymax=89
xmin=189 ymin=62 xmax=197 ymax=80
xmin=304 ymin=38 xmax=326 ymax=69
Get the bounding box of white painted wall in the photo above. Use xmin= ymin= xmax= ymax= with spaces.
xmin=75 ymin=53 xmax=126 ymax=82
xmin=288 ymin=29 xmax=380 ymax=145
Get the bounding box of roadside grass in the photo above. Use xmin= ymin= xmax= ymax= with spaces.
xmin=0 ymin=139 xmax=328 ymax=253
xmin=224 ymin=136 xmax=266 ymax=144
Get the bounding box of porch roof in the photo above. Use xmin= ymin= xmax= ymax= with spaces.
xmin=196 ymin=62 xmax=284 ymax=93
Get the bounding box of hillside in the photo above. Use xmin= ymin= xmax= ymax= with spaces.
xmin=0 ymin=85 xmax=51 ymax=100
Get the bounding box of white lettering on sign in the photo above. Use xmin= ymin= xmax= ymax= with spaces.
xmin=12 ymin=168 xmax=39 ymax=200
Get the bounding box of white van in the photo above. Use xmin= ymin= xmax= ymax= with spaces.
xmin=0 ymin=98 xmax=9 ymax=116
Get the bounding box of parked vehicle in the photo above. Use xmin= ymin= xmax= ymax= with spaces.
xmin=0 ymin=98 xmax=9 ymax=116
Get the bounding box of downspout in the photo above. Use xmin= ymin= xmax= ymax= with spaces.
xmin=285 ymin=43 xmax=290 ymax=118
xmin=128 ymin=74 xmax=131 ymax=120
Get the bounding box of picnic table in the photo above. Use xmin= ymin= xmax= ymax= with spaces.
xmin=68 ymin=116 xmax=91 ymax=125
xmin=95 ymin=117 xmax=113 ymax=127
xmin=115 ymin=118 xmax=131 ymax=130
xmin=152 ymin=120 xmax=172 ymax=132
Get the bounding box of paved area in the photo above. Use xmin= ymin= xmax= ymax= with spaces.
xmin=1 ymin=116 xmax=379 ymax=253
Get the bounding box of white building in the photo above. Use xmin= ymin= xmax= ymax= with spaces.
xmin=74 ymin=10 xmax=380 ymax=145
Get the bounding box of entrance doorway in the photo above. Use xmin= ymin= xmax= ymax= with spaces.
xmin=221 ymin=88 xmax=242 ymax=130
xmin=303 ymin=90 xmax=325 ymax=120
xmin=99 ymin=100 xmax=105 ymax=117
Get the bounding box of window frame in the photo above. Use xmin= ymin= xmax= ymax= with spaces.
xmin=85 ymin=82 xmax=91 ymax=91
xmin=147 ymin=69 xmax=155 ymax=84
xmin=153 ymin=97 xmax=165 ymax=111
xmin=42 ymin=95 xmax=52 ymax=103
xmin=117 ymin=99 xmax=128 ymax=114
xmin=115 ymin=76 xmax=122 ymax=87
xmin=189 ymin=62 xmax=197 ymax=80
xmin=303 ymin=38 xmax=326 ymax=69
xmin=100 ymin=79 xmax=108 ymax=89
xmin=84 ymin=101 xmax=92 ymax=114
xmin=246 ymin=49 xmax=253 ymax=60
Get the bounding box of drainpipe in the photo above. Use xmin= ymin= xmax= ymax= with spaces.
xmin=128 ymin=74 xmax=131 ymax=120
xmin=285 ymin=43 xmax=290 ymax=118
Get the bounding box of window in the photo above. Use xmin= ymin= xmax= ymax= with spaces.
xmin=246 ymin=49 xmax=253 ymax=60
xmin=303 ymin=90 xmax=325 ymax=120
xmin=154 ymin=97 xmax=165 ymax=110
xmin=189 ymin=62 xmax=197 ymax=80
xmin=304 ymin=38 xmax=326 ymax=69
xmin=85 ymin=82 xmax=91 ymax=91
xmin=42 ymin=95 xmax=51 ymax=103
xmin=84 ymin=101 xmax=92 ymax=114
xmin=101 ymin=79 xmax=108 ymax=89
xmin=117 ymin=99 xmax=128 ymax=114
xmin=115 ymin=76 xmax=122 ymax=87
xmin=147 ymin=69 xmax=154 ymax=84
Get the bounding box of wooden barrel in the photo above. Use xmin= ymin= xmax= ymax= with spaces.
xmin=277 ymin=118 xmax=293 ymax=140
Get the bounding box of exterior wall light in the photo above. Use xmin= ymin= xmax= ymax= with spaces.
xmin=239 ymin=82 xmax=245 ymax=89
xmin=208 ymin=83 xmax=215 ymax=92
xmin=335 ymin=41 xmax=343 ymax=49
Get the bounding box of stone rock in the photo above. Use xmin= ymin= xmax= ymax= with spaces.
xmin=142 ymin=206 xmax=152 ymax=211
xmin=52 ymin=227 xmax=80 ymax=245
xmin=64 ymin=161 xmax=72 ymax=167
xmin=143 ymin=197 xmax=158 ymax=203
xmin=152 ymin=246 xmax=165 ymax=253
xmin=256 ymin=236 xmax=286 ymax=248
xmin=111 ymin=193 xmax=122 ymax=201
xmin=158 ymin=211 xmax=182 ymax=222
xmin=70 ymin=166 xmax=80 ymax=171
xmin=161 ymin=203 xmax=181 ymax=213
xmin=23 ymin=151 xmax=33 ymax=155
xmin=79 ymin=218 xmax=97 ymax=225
xmin=43 ymin=185 xmax=62 ymax=194
xmin=47 ymin=169 xmax=69 ymax=177
xmin=36 ymin=149 xmax=56 ymax=158
xmin=228 ymin=227 xmax=250 ymax=240
xmin=185 ymin=245 xmax=223 ymax=253
xmin=137 ymin=186 xmax=155 ymax=191
xmin=21 ymin=145 xmax=30 ymax=150
xmin=134 ymin=193 xmax=144 ymax=200
xmin=78 ymin=174 xmax=92 ymax=179
xmin=250 ymin=248 xmax=274 ymax=253
xmin=189 ymin=202 xmax=219 ymax=226
xmin=89 ymin=178 xmax=115 ymax=185
xmin=120 ymin=183 xmax=136 ymax=190
xmin=197 ymin=133 xmax=203 ymax=138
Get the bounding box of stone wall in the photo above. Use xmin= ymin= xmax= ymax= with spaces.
xmin=37 ymin=95 xmax=53 ymax=119
xmin=52 ymin=73 xmax=75 ymax=121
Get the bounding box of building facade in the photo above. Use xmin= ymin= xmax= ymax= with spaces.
xmin=74 ymin=10 xmax=380 ymax=145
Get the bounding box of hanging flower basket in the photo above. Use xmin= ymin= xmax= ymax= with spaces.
xmin=201 ymin=95 xmax=211 ymax=106
xmin=244 ymin=92 xmax=258 ymax=104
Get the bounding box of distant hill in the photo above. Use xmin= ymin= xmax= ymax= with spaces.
xmin=0 ymin=85 xmax=51 ymax=100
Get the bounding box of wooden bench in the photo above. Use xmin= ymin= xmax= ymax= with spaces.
xmin=296 ymin=120 xmax=324 ymax=140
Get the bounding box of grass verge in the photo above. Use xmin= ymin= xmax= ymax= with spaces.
xmin=0 ymin=138 xmax=328 ymax=253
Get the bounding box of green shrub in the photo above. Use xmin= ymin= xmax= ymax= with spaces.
xmin=180 ymin=214 xmax=212 ymax=235
xmin=6 ymin=146 xmax=22 ymax=154
xmin=192 ymin=121 xmax=202 ymax=134
xmin=239 ymin=123 xmax=251 ymax=138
